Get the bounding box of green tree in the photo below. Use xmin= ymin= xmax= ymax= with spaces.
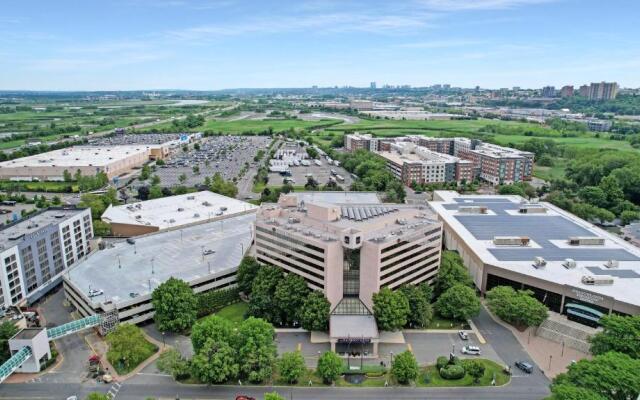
xmin=210 ymin=172 xmax=238 ymax=198
xmin=589 ymin=315 xmax=640 ymax=358
xmin=156 ymin=348 xmax=190 ymax=379
xmin=274 ymin=273 xmax=310 ymax=325
xmin=299 ymin=291 xmax=330 ymax=331
xmin=391 ymin=350 xmax=419 ymax=384
xmin=151 ymin=278 xmax=198 ymax=333
xmin=620 ymin=210 xmax=640 ymax=225
xmin=435 ymin=284 xmax=481 ymax=321
xmin=599 ymin=175 xmax=624 ymax=210
xmin=306 ymin=146 xmax=318 ymax=159
xmin=149 ymin=185 xmax=163 ymax=199
xmin=236 ymin=317 xmax=276 ymax=383
xmin=63 ymin=169 xmax=72 ymax=182
xmin=546 ymin=384 xmax=607 ymax=400
xmin=106 ymin=324 xmax=156 ymax=372
xmin=486 ymin=286 xmax=548 ymax=328
xmin=317 ymin=351 xmax=343 ymax=384
xmin=140 ymin=164 xmax=151 ymax=181
xmin=178 ymin=173 xmax=187 ymax=184
xmin=464 ymin=359 xmax=486 ymax=384
xmin=247 ymin=265 xmax=284 ymax=323
xmin=552 ymin=352 xmax=640 ymax=400
xmin=191 ymin=315 xmax=234 ymax=354
xmin=433 ymin=251 xmax=473 ymax=298
xmin=372 ymin=287 xmax=410 ymax=331
xmin=151 ymin=175 xmax=161 ymax=185
xmin=399 ymin=284 xmax=433 ymax=328
xmin=0 ymin=321 xmax=19 ymax=363
xmin=277 ymin=351 xmax=306 ymax=384
xmin=236 ymin=256 xmax=261 ymax=295
xmin=191 ymin=338 xmax=239 ymax=384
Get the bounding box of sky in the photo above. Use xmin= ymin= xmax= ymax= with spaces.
xmin=1 ymin=0 xmax=639 ymax=91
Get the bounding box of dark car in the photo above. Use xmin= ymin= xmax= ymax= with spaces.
xmin=515 ymin=360 xmax=534 ymax=373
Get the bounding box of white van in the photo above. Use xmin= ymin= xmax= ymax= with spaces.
xmin=461 ymin=345 xmax=481 ymax=355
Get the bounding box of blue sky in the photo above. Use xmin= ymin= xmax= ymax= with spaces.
xmin=1 ymin=0 xmax=639 ymax=90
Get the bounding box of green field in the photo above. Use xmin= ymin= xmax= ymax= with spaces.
xmin=201 ymin=118 xmax=342 ymax=133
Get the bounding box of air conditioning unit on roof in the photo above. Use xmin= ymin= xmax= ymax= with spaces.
xmin=562 ymin=258 xmax=576 ymax=269
xmin=605 ymin=260 xmax=619 ymax=269
xmin=532 ymin=257 xmax=546 ymax=268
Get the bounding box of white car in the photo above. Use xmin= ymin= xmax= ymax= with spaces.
xmin=458 ymin=330 xmax=469 ymax=340
xmin=461 ymin=345 xmax=481 ymax=355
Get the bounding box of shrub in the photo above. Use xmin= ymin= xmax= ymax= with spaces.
xmin=436 ymin=356 xmax=449 ymax=370
xmin=439 ymin=364 xmax=465 ymax=380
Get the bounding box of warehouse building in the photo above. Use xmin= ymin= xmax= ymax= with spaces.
xmin=0 ymin=145 xmax=169 ymax=181
xmin=0 ymin=207 xmax=93 ymax=307
xmin=255 ymin=192 xmax=442 ymax=355
xmin=101 ymin=191 xmax=257 ymax=236
xmin=63 ymin=211 xmax=255 ymax=325
xmin=430 ymin=191 xmax=640 ymax=325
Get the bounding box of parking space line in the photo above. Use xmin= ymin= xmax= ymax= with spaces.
xmin=297 ymin=342 xmax=302 ymax=351
xmin=407 ymin=342 xmax=413 ymax=352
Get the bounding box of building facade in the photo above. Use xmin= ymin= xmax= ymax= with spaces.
xmin=0 ymin=207 xmax=92 ymax=307
xmin=587 ymin=82 xmax=618 ymax=101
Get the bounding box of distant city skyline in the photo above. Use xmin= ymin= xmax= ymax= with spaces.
xmin=2 ymin=0 xmax=639 ymax=91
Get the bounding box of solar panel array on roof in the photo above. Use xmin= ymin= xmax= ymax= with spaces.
xmin=452 ymin=202 xmax=640 ymax=262
xmin=585 ymin=266 xmax=640 ymax=279
xmin=341 ymin=206 xmax=398 ymax=221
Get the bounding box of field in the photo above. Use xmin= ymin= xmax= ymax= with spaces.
xmin=201 ymin=118 xmax=342 ymax=133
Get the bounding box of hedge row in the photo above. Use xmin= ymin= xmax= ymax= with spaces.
xmin=196 ymin=287 xmax=240 ymax=317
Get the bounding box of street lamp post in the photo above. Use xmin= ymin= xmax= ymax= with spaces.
xmin=151 ymin=257 xmax=155 ymax=275
xmin=162 ymin=332 xmax=166 ymax=348
xmin=548 ymin=355 xmax=553 ymax=370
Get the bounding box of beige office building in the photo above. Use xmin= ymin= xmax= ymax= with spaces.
xmin=254 ymin=192 xmax=442 ymax=355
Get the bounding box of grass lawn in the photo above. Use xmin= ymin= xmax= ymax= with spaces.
xmin=108 ymin=339 xmax=158 ymax=375
xmin=533 ymin=159 xmax=568 ymax=181
xmin=0 ymin=180 xmax=79 ymax=192
xmin=202 ymin=118 xmax=341 ymax=134
xmin=213 ymin=302 xmax=248 ymax=325
xmin=417 ymin=359 xmax=510 ymax=387
xmin=426 ymin=315 xmax=470 ymax=330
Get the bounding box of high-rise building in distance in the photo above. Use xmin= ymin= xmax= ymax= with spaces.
xmin=560 ymin=85 xmax=574 ymax=97
xmin=541 ymin=86 xmax=556 ymax=97
xmin=588 ymin=82 xmax=618 ymax=100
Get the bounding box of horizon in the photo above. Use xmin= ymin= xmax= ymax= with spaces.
xmin=2 ymin=0 xmax=640 ymax=91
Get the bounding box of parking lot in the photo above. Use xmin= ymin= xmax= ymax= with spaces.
xmin=151 ymin=135 xmax=271 ymax=187
xmin=88 ymin=133 xmax=184 ymax=146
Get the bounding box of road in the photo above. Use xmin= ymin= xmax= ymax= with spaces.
xmin=0 ymin=304 xmax=550 ymax=400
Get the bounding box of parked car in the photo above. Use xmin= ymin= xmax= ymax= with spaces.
xmin=235 ymin=396 xmax=256 ymax=400
xmin=515 ymin=360 xmax=534 ymax=373
xmin=458 ymin=330 xmax=469 ymax=340
xmin=461 ymin=345 xmax=481 ymax=355
xmin=203 ymin=249 xmax=216 ymax=255
xmin=88 ymin=289 xmax=104 ymax=298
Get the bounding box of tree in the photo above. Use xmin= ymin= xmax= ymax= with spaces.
xmin=551 ymin=352 xmax=640 ymax=400
xmin=317 ymin=351 xmax=343 ymax=384
xmin=464 ymin=359 xmax=486 ymax=384
xmin=399 ymin=284 xmax=433 ymax=328
xmin=137 ymin=185 xmax=150 ymax=200
xmin=486 ymin=286 xmax=548 ymax=328
xmin=277 ymin=351 xmax=306 ymax=384
xmin=372 ymin=287 xmax=410 ymax=331
xmin=191 ymin=338 xmax=239 ymax=384
xmin=151 ymin=175 xmax=161 ymax=185
xmin=306 ymin=146 xmax=318 ymax=159
xmin=63 ymin=169 xmax=72 ymax=182
xmin=247 ymin=265 xmax=284 ymax=323
xmin=274 ymin=273 xmax=310 ymax=325
xmin=106 ymin=324 xmax=156 ymax=371
xmin=435 ymin=285 xmax=481 ymax=321
xmin=0 ymin=321 xmax=19 ymax=363
xmin=391 ymin=350 xmax=419 ymax=384
xmin=236 ymin=317 xmax=276 ymax=383
xmin=620 ymin=210 xmax=640 ymax=225
xmin=299 ymin=291 xmax=330 ymax=331
xmin=210 ymin=172 xmax=238 ymax=198
xmin=599 ymin=175 xmax=624 ymax=210
xmin=589 ymin=315 xmax=640 ymax=359
xmin=546 ymin=384 xmax=607 ymax=400
xmin=151 ymin=278 xmax=198 ymax=333
xmin=433 ymin=251 xmax=473 ymax=298
xmin=178 ymin=173 xmax=187 ymax=184
xmin=264 ymin=392 xmax=286 ymax=400
xmin=236 ymin=256 xmax=261 ymax=295
xmin=191 ymin=315 xmax=234 ymax=354
xmin=156 ymin=348 xmax=190 ymax=380
xmin=304 ymin=176 xmax=319 ymax=190
xmin=149 ymin=185 xmax=163 ymax=199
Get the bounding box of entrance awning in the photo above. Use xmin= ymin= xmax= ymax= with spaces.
xmin=330 ymin=314 xmax=379 ymax=341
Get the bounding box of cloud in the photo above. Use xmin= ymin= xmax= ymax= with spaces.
xmin=416 ymin=0 xmax=556 ymax=11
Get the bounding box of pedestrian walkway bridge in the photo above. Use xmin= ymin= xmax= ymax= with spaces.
xmin=0 ymin=313 xmax=111 ymax=384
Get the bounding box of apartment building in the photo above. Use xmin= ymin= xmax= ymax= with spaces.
xmin=587 ymin=82 xmax=618 ymax=101
xmin=541 ymin=86 xmax=556 ymax=97
xmin=376 ymin=141 xmax=473 ymax=185
xmin=560 ymin=85 xmax=574 ymax=97
xmin=0 ymin=207 xmax=92 ymax=307
xmin=343 ymin=133 xmax=381 ymax=152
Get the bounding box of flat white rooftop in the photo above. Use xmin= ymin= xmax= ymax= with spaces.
xmin=289 ymin=191 xmax=381 ymax=205
xmin=67 ymin=213 xmax=255 ymax=306
xmin=0 ymin=146 xmax=156 ymax=169
xmin=101 ymin=191 xmax=257 ymax=230
xmin=430 ymin=191 xmax=640 ymax=308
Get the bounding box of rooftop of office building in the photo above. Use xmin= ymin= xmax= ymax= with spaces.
xmin=66 ymin=212 xmax=255 ymax=307
xmin=258 ymin=194 xmax=440 ymax=245
xmin=0 ymin=145 xmax=159 ymax=169
xmin=0 ymin=207 xmax=86 ymax=251
xmin=430 ymin=191 xmax=640 ymax=307
xmin=101 ymin=191 xmax=257 ymax=230
xmin=283 ymin=191 xmax=382 ymax=205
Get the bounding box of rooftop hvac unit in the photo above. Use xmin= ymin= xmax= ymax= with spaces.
xmin=568 ymin=237 xmax=605 ymax=246
xmin=193 ymin=213 xmax=200 ymax=218
xmin=532 ymin=257 xmax=546 ymax=269
xmin=493 ymin=236 xmax=530 ymax=246
xmin=582 ymin=275 xmax=614 ymax=285
xmin=562 ymin=259 xmax=576 ymax=269
xmin=605 ymin=260 xmax=619 ymax=269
